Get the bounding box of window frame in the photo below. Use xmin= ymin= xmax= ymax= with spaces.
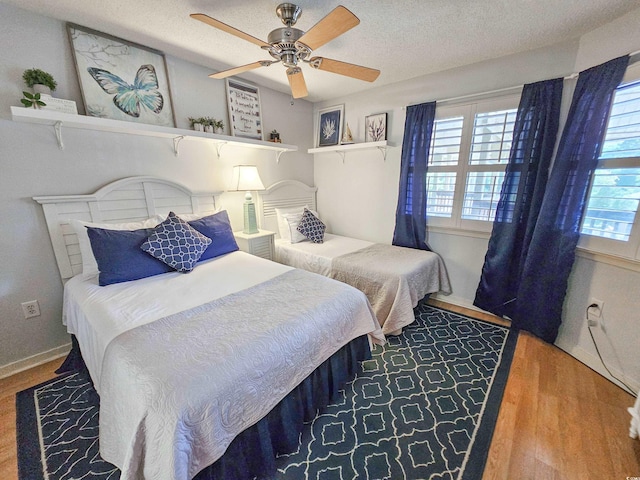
xmin=578 ymin=62 xmax=640 ymax=262
xmin=426 ymin=94 xmax=521 ymax=233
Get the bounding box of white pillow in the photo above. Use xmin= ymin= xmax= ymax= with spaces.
xmin=275 ymin=205 xmax=319 ymax=242
xmin=161 ymin=209 xmax=222 ymax=222
xmin=283 ymin=213 xmax=307 ymax=243
xmin=71 ymin=216 xmax=164 ymax=276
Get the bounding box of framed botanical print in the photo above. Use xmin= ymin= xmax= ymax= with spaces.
xmin=226 ymin=79 xmax=263 ymax=140
xmin=68 ymin=24 xmax=176 ymax=127
xmin=365 ymin=113 xmax=387 ymax=142
xmin=316 ymin=105 xmax=344 ymax=147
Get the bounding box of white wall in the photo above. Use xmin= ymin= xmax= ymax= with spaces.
xmin=0 ymin=3 xmax=314 ymax=375
xmin=313 ymin=8 xmax=640 ymax=393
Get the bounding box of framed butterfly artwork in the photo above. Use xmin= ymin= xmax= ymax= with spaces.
xmin=68 ymin=24 xmax=176 ymax=127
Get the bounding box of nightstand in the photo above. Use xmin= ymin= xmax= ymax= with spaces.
xmin=234 ymin=229 xmax=275 ymax=261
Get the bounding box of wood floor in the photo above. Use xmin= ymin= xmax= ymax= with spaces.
xmin=1 ymin=301 xmax=638 ymax=479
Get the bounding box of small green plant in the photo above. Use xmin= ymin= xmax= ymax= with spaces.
xmin=22 ymin=68 xmax=57 ymax=91
xmin=21 ymin=91 xmax=46 ymax=109
xmin=188 ymin=116 xmax=223 ymax=130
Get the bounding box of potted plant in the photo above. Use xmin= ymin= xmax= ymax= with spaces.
xmin=270 ymin=129 xmax=281 ymax=143
xmin=22 ymin=68 xmax=57 ymax=95
xmin=213 ymin=119 xmax=224 ymax=134
xmin=203 ymin=116 xmax=215 ymax=133
xmin=21 ymin=91 xmax=46 ymax=109
xmin=188 ymin=116 xmax=205 ymax=132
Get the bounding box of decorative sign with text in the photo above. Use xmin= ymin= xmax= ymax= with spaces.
xmin=226 ymin=79 xmax=263 ymax=140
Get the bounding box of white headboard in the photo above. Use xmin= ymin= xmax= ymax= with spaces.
xmin=34 ymin=176 xmax=222 ymax=280
xmin=257 ymin=180 xmax=317 ymax=236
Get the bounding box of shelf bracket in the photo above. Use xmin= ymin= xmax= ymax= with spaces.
xmin=377 ymin=146 xmax=387 ymax=161
xmin=173 ymin=136 xmax=185 ymax=156
xmin=275 ymin=149 xmax=288 ymax=164
xmin=53 ymin=121 xmax=64 ymax=149
xmin=336 ymin=151 xmax=346 ymax=163
xmin=215 ymin=141 xmax=228 ymax=158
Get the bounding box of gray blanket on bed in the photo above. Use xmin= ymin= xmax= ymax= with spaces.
xmin=330 ymin=243 xmax=451 ymax=334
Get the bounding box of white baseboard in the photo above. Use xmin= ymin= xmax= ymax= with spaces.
xmin=0 ymin=343 xmax=71 ymax=380
xmin=554 ymin=340 xmax=639 ymax=395
xmin=431 ymin=293 xmax=485 ymax=313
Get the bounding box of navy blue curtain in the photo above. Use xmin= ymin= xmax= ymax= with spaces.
xmin=392 ymin=102 xmax=436 ymax=250
xmin=474 ymin=78 xmax=564 ymax=318
xmin=512 ymin=56 xmax=629 ymax=342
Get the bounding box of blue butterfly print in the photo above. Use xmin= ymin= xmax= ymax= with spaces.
xmin=87 ymin=64 xmax=164 ymax=118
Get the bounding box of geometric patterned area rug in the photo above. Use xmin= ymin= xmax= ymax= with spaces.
xmin=16 ymin=303 xmax=516 ymax=480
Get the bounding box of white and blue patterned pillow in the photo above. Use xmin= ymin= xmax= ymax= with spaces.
xmin=297 ymin=208 xmax=326 ymax=244
xmin=141 ymin=212 xmax=212 ymax=272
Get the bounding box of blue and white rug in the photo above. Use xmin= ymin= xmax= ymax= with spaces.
xmin=16 ymin=303 xmax=516 ymax=480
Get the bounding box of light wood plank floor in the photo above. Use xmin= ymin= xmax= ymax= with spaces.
xmin=1 ymin=301 xmax=638 ymax=479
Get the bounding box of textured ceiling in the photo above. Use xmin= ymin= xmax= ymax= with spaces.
xmin=3 ymin=0 xmax=640 ymax=102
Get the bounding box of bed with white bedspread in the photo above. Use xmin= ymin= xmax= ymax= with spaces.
xmin=35 ymin=176 xmax=384 ymax=480
xmin=258 ymin=180 xmax=451 ymax=334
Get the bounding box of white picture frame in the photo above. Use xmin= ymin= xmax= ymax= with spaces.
xmin=226 ymin=79 xmax=263 ymax=140
xmin=365 ymin=112 xmax=387 ymax=142
xmin=316 ymin=105 xmax=344 ymax=147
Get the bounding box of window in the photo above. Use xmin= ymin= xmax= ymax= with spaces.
xmin=579 ymin=71 xmax=640 ymax=260
xmin=426 ymin=95 xmax=520 ymax=231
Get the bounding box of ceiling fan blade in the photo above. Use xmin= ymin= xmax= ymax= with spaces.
xmin=191 ymin=13 xmax=270 ymax=48
xmin=209 ymin=61 xmax=275 ymax=79
xmin=297 ymin=6 xmax=359 ymax=51
xmin=286 ymin=68 xmax=308 ymax=99
xmin=309 ymin=57 xmax=380 ymax=82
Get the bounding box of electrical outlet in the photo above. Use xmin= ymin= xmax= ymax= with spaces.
xmin=21 ymin=300 xmax=40 ymax=319
xmin=587 ymin=298 xmax=604 ymax=318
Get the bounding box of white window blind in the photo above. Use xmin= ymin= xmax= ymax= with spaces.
xmin=425 ymin=96 xmax=519 ymax=230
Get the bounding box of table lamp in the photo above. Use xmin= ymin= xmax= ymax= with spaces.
xmin=229 ymin=165 xmax=265 ymax=234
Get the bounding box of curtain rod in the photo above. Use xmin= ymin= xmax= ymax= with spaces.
xmin=403 ymin=49 xmax=640 ymax=109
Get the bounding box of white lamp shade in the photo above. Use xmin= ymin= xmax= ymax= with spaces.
xmin=229 ymin=165 xmax=265 ymax=192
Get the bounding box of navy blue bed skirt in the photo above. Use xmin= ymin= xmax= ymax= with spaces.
xmin=59 ymin=334 xmax=371 ymax=480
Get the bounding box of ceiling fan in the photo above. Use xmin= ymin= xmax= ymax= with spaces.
xmin=191 ymin=3 xmax=380 ymax=99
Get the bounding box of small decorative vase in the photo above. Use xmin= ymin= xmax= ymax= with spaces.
xmin=215 ymin=127 xmax=223 ymax=134
xmin=193 ymin=123 xmax=204 ymax=132
xmin=204 ymin=125 xmax=214 ymax=133
xmin=33 ymin=84 xmax=51 ymax=96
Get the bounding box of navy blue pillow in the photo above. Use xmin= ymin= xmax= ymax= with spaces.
xmin=188 ymin=210 xmax=239 ymax=261
xmin=297 ymin=208 xmax=326 ymax=243
xmin=87 ymin=227 xmax=173 ymax=286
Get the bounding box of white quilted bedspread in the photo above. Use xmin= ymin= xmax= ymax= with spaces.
xmin=98 ymin=268 xmax=384 ymax=480
xmin=330 ymin=243 xmax=451 ymax=334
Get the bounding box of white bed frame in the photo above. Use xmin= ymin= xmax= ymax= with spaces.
xmin=257 ymin=180 xmax=317 ymax=236
xmin=34 ymin=176 xmax=222 ymax=280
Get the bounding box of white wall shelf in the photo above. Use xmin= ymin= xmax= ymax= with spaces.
xmin=307 ymin=140 xmax=390 ymax=161
xmin=11 ymin=107 xmax=298 ymax=161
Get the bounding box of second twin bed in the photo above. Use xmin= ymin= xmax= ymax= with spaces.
xmin=258 ymin=180 xmax=451 ymax=335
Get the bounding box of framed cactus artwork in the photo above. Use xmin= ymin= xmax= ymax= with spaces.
xmin=316 ymin=105 xmax=343 ymax=147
